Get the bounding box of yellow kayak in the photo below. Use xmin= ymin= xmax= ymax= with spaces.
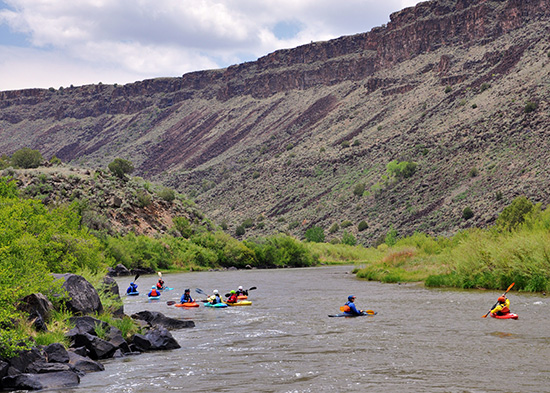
xmin=225 ymin=300 xmax=252 ymax=306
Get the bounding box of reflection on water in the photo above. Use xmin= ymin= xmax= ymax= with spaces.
xmin=62 ymin=266 xmax=549 ymax=393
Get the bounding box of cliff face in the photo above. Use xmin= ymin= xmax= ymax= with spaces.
xmin=1 ymin=0 xmax=549 ymax=244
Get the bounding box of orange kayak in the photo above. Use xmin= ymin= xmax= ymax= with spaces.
xmin=176 ymin=302 xmax=199 ymax=308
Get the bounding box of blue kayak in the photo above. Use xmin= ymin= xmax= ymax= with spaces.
xmin=159 ymin=287 xmax=174 ymax=291
xmin=204 ymin=302 xmax=228 ymax=308
xmin=148 ymin=295 xmax=161 ymax=300
xmin=127 ymin=291 xmax=139 ymax=296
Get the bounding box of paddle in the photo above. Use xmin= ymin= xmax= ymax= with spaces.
xmin=482 ymin=282 xmax=515 ymax=318
xmin=195 ymin=288 xmax=211 ymax=302
xmin=134 ymin=273 xmax=140 ymax=282
xmin=167 ymin=301 xmax=176 ymax=306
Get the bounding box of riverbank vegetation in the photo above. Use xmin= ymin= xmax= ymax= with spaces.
xmin=309 ymin=196 xmax=550 ymax=293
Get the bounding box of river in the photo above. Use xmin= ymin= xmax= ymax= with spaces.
xmin=64 ymin=265 xmax=549 ymax=393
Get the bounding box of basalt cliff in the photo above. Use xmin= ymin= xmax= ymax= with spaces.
xmin=1 ymin=0 xmax=549 ymax=244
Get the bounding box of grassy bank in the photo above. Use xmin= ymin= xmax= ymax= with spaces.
xmin=309 ymin=197 xmax=550 ymax=293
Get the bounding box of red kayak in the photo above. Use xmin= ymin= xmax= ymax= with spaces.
xmin=490 ymin=312 xmax=518 ymax=320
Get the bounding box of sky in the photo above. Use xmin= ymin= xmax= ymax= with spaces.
xmin=0 ymin=0 xmax=422 ymax=92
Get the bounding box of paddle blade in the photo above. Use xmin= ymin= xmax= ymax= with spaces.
xmin=365 ymin=310 xmax=376 ymax=315
xmin=505 ymin=282 xmax=515 ymax=293
xmin=248 ymin=287 xmax=257 ymax=291
xmin=166 ymin=301 xmax=176 ymax=306
xmin=195 ymin=288 xmax=206 ymax=295
xmin=158 ymin=271 xmax=162 ymax=278
xmin=134 ymin=274 xmax=140 ymax=282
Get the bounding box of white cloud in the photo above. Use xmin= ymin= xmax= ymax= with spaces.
xmin=0 ymin=0 xmax=423 ymax=91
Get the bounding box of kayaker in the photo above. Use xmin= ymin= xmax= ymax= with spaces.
xmin=156 ymin=277 xmax=165 ymax=290
xmin=227 ymin=290 xmax=238 ymax=304
xmin=236 ymin=286 xmax=248 ymax=296
xmin=180 ymin=288 xmax=194 ymax=304
xmin=148 ymin=286 xmax=161 ymax=297
xmin=490 ymin=295 xmax=511 ymax=316
xmin=343 ymin=295 xmax=364 ymax=316
xmin=209 ymin=289 xmax=222 ymax=304
xmin=126 ymin=282 xmax=138 ymax=294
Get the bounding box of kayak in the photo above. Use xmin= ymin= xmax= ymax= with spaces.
xmin=126 ymin=291 xmax=139 ymax=296
xmin=204 ymin=302 xmax=228 ymax=308
xmin=328 ymin=311 xmax=377 ymax=318
xmin=148 ymin=295 xmax=161 ymax=300
xmin=237 ymin=295 xmax=248 ymax=300
xmin=225 ymin=300 xmax=252 ymax=306
xmin=159 ymin=287 xmax=174 ymax=291
xmin=176 ymin=302 xmax=199 ymax=308
xmin=490 ymin=312 xmax=518 ymax=320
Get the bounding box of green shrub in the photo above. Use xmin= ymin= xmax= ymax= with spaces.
xmin=341 ymin=140 xmax=350 ymax=148
xmin=387 ymin=160 xmax=417 ymax=180
xmin=173 ymin=216 xmax=192 ymax=238
xmin=11 ymin=148 xmax=43 ymax=169
xmin=108 ymin=158 xmax=134 ymax=179
xmin=480 ymin=83 xmax=491 ymax=92
xmin=468 ymin=167 xmax=479 ymax=178
xmin=496 ymin=196 xmax=534 ymax=231
xmin=524 ymin=101 xmax=538 ymax=113
xmin=353 ymin=183 xmax=365 ymax=197
xmin=157 ymin=187 xmax=175 ymax=202
xmin=304 ymin=226 xmax=325 ymax=243
xmin=244 ymin=234 xmax=317 ymax=268
xmin=462 ymin=207 xmax=474 ymax=220
xmin=341 ymin=231 xmax=357 ymax=246
xmin=235 ymin=225 xmax=245 ymax=236
xmin=341 ymin=220 xmax=352 ymax=228
xmin=444 ymin=86 xmax=452 ymax=93
xmin=135 ymin=189 xmax=151 ymax=207
xmin=252 ymin=171 xmax=260 ymax=179
xmin=471 ymin=103 xmax=478 ymax=109
xmin=242 ymin=218 xmax=254 ymax=228
xmin=329 ymin=223 xmax=339 ymax=234
xmin=385 ymin=226 xmax=398 ymax=246
xmin=358 ymin=220 xmax=368 ymax=232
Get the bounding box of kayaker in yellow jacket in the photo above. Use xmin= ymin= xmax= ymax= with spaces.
xmin=491 ymin=295 xmax=510 ymax=316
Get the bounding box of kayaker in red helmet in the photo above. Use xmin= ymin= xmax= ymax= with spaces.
xmin=491 ymin=295 xmax=510 ymax=316
xmin=343 ymin=295 xmax=364 ymax=316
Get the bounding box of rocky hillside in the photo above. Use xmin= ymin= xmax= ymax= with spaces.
xmin=4 ymin=165 xmax=209 ymax=237
xmin=1 ymin=0 xmax=549 ymax=245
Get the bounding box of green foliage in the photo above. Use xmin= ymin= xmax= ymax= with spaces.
xmin=341 ymin=140 xmax=350 ymax=148
xmin=358 ymin=220 xmax=368 ymax=232
xmin=108 ymin=158 xmax=134 ymax=179
xmin=386 ymin=160 xmax=417 ymax=180
xmin=468 ymin=167 xmax=478 ymax=178
xmin=157 ymin=187 xmax=175 ymax=202
xmin=524 ymin=101 xmax=538 ymax=113
xmin=11 ymin=148 xmax=43 ymax=169
xmin=0 ymin=178 xmax=19 ymax=198
xmin=462 ymin=207 xmax=474 ymax=220
xmin=49 ymin=155 xmax=62 ymax=165
xmin=353 ymin=183 xmax=365 ymax=197
xmin=496 ymin=196 xmax=535 ymax=232
xmin=341 ymin=230 xmax=357 ymax=246
xmin=479 ymin=83 xmax=491 ymax=92
xmin=244 ymin=234 xmax=317 ymax=268
xmin=385 ymin=226 xmax=398 ymax=246
xmin=329 ymin=223 xmax=339 ymax=234
xmin=135 ymin=189 xmax=151 ymax=207
xmin=173 ymin=216 xmax=192 ymax=238
xmin=235 ymin=225 xmax=245 ymax=236
xmin=241 ymin=218 xmax=254 ymax=228
xmin=341 ymin=220 xmax=353 ymax=228
xmin=304 ymin=226 xmax=325 ymax=243
xmin=444 ymin=86 xmax=452 ymax=93
xmin=0 ymin=154 xmax=10 ymax=170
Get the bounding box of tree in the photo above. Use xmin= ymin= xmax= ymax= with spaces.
xmin=108 ymin=158 xmax=134 ymax=179
xmin=304 ymin=226 xmax=325 ymax=243
xmin=496 ymin=196 xmax=535 ymax=231
xmin=11 ymin=148 xmax=42 ymax=169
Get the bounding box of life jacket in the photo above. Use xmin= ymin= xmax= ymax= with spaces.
xmin=342 ymin=305 xmax=351 ymax=312
xmin=227 ymin=294 xmax=238 ymax=303
xmin=150 ymin=289 xmax=159 ymax=296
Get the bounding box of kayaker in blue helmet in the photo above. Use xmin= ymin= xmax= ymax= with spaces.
xmin=491 ymin=295 xmax=510 ymax=316
xmin=344 ymin=295 xmax=364 ymax=316
xmin=148 ymin=286 xmax=161 ymax=297
xmin=180 ymin=288 xmax=193 ymax=304
xmin=126 ymin=282 xmax=138 ymax=294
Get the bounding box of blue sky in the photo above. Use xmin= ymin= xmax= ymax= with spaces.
xmin=0 ymin=1 xmax=422 ymax=91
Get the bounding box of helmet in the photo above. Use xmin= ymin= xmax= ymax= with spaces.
xmin=348 ymin=295 xmax=356 ymax=301
xmin=238 ymin=286 xmax=243 ymax=290
xmin=152 ymin=286 xmax=156 ymax=289
xmin=213 ymin=289 xmax=219 ymax=294
xmin=498 ymin=296 xmax=506 ymax=303
xmin=230 ymin=290 xmax=236 ymax=294
xmin=130 ymin=282 xmax=134 ymax=285
xmin=185 ymin=288 xmax=190 ymax=292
